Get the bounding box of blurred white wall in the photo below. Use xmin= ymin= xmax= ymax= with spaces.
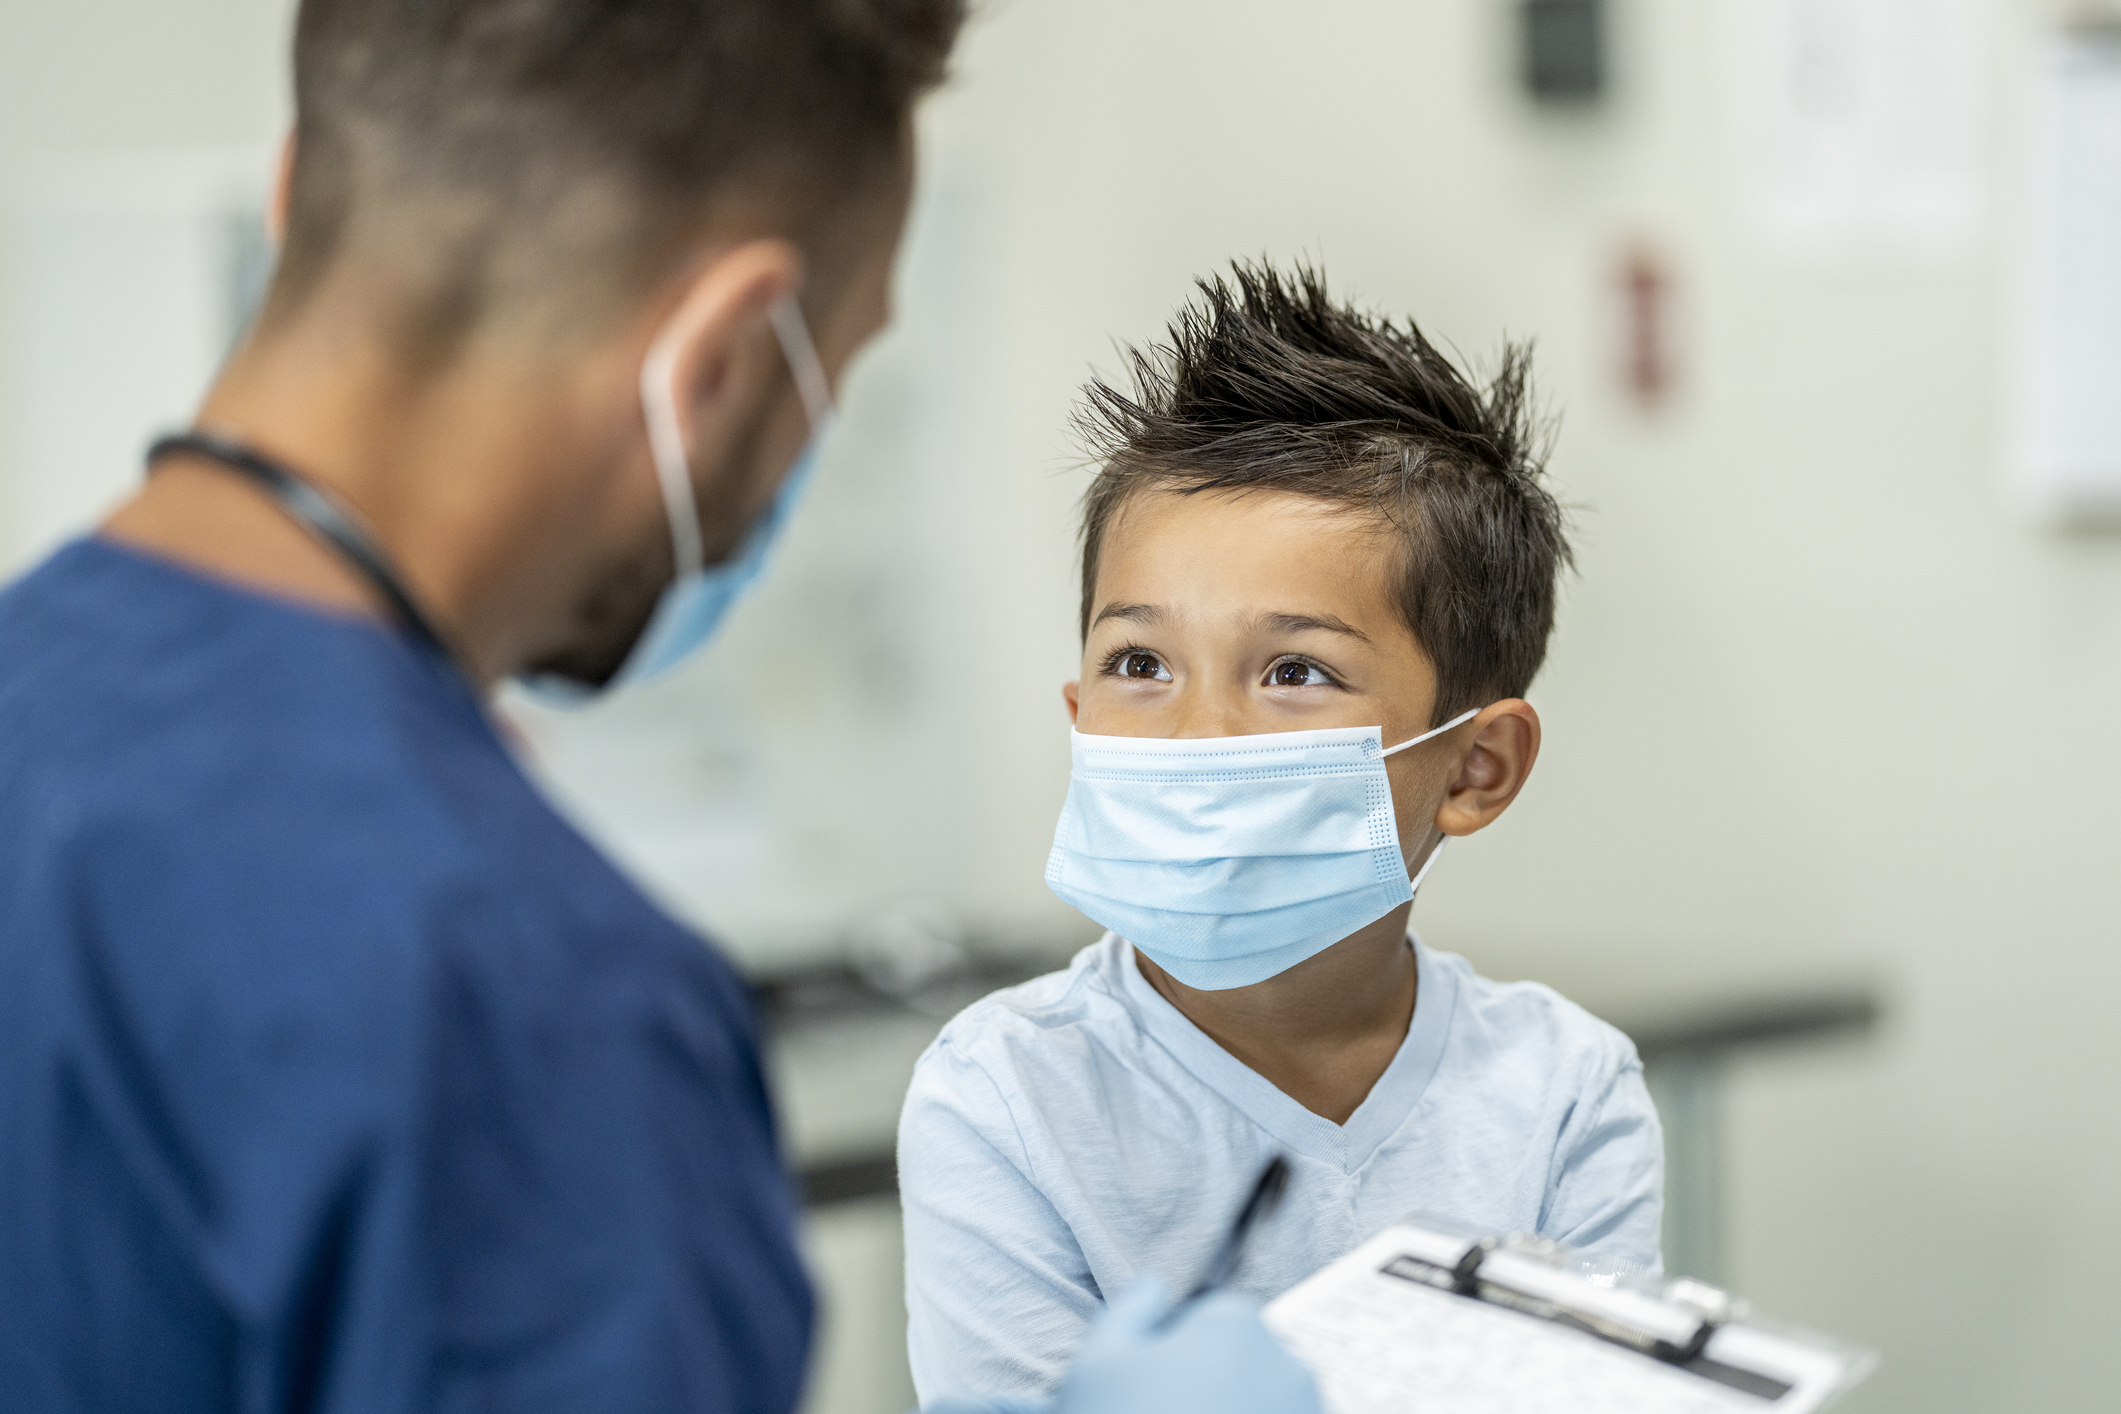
xmin=899 ymin=4 xmax=2121 ymax=1411
xmin=0 ymin=0 xmax=293 ymax=552
xmin=4 ymin=2 xmax=2119 ymax=1413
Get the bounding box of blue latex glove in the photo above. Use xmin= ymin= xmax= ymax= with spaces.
xmin=917 ymin=1278 xmax=1323 ymax=1414
xmin=1059 ymin=1277 xmax=1323 ymax=1414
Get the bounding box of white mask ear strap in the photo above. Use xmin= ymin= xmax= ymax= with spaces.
xmin=640 ymin=298 xmax=712 ymax=582
xmin=639 ymin=291 xmax=832 ymax=585
xmin=1408 ymin=835 xmax=1449 ymax=892
xmin=769 ymin=294 xmax=835 ymax=427
xmin=1379 ymin=706 xmax=1482 ymax=758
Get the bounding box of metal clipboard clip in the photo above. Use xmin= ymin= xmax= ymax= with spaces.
xmin=1392 ymin=1228 xmax=1749 ymax=1372
xmin=1267 ymin=1218 xmax=1877 ymax=1410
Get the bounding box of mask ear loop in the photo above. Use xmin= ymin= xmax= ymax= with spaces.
xmin=1379 ymin=706 xmax=1481 ymax=892
xmin=639 ymin=290 xmax=835 ymax=588
xmin=1407 ymin=835 xmax=1449 ymax=893
xmin=639 ymin=297 xmax=716 ymax=583
xmin=1378 ymin=706 xmax=1482 ymax=758
xmin=769 ymin=294 xmax=835 ymax=427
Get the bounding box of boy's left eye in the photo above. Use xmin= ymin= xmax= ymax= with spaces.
xmin=1266 ymin=658 xmax=1336 ymax=688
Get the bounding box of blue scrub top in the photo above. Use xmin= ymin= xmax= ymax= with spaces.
xmin=0 ymin=539 xmax=813 ymax=1413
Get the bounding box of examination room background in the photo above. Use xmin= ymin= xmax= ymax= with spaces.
xmin=3 ymin=3 xmax=2117 ymax=1413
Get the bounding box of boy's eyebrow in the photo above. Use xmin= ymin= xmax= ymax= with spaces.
xmin=1257 ymin=611 xmax=1372 ymax=644
xmin=1090 ymin=604 xmax=1373 ymax=644
xmin=1090 ymin=601 xmax=1166 ymax=630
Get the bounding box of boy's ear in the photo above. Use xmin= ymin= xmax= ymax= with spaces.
xmin=1435 ymin=700 xmax=1541 ymax=837
xmin=1062 ymin=680 xmax=1081 ymax=725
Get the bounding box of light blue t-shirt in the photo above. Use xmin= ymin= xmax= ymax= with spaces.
xmin=897 ymin=932 xmax=1663 ymax=1404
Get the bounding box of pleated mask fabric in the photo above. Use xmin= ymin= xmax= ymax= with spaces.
xmin=1045 ymin=711 xmax=1473 ymax=990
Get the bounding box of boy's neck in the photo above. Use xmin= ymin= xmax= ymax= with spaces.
xmin=1134 ymin=903 xmax=1418 ymax=1127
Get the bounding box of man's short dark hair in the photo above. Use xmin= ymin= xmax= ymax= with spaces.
xmin=275 ymin=0 xmax=966 ymax=349
xmin=1075 ymin=261 xmax=1570 ymax=724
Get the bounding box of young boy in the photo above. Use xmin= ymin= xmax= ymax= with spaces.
xmin=897 ymin=262 xmax=1662 ymax=1404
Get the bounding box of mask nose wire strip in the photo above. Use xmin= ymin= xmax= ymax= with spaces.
xmin=1378 ymin=706 xmax=1483 ymax=758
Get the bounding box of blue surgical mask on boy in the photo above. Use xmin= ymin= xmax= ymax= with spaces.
xmin=1044 ymin=709 xmax=1479 ymax=991
xmin=523 ymin=294 xmax=835 ymax=704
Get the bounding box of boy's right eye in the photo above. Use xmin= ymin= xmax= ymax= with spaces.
xmin=1108 ymin=650 xmax=1173 ymax=682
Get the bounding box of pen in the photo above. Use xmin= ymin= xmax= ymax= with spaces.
xmin=1179 ymin=1154 xmax=1292 ymax=1308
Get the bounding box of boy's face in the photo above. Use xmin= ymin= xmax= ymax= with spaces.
xmin=1066 ymin=487 xmax=1465 ymax=869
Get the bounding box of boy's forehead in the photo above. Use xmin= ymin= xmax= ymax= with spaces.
xmin=1096 ymin=487 xmax=1402 ymax=627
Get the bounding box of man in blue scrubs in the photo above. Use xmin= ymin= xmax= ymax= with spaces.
xmin=0 ymin=4 xmax=1321 ymax=1414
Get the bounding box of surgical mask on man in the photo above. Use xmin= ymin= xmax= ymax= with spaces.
xmin=525 ymin=293 xmax=835 ymax=703
xmin=1044 ymin=709 xmax=1479 ymax=990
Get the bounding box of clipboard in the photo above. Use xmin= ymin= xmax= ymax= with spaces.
xmin=1264 ymin=1219 xmax=1875 ymax=1414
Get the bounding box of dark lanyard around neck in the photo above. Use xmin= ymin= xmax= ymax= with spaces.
xmin=145 ymin=430 xmax=457 ymax=666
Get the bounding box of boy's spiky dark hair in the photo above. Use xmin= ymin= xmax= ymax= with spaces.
xmin=1074 ymin=259 xmax=1571 ymax=723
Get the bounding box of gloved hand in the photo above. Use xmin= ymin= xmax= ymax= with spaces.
xmin=1054 ymin=1278 xmax=1323 ymax=1414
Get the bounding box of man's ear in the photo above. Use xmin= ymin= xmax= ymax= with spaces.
xmin=267 ymin=130 xmax=295 ymax=247
xmin=1062 ymin=680 xmax=1081 ymax=725
xmin=1434 ymin=700 xmax=1541 ymax=837
xmin=651 ymin=239 xmax=805 ymax=451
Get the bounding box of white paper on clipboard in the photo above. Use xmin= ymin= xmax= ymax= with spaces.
xmin=1264 ymin=1223 xmax=1874 ymax=1414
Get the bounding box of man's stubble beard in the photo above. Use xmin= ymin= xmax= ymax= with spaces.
xmin=519 ymin=392 xmax=784 ymax=689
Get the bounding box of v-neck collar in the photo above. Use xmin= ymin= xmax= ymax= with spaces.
xmin=1114 ymin=932 xmax=1460 ymax=1174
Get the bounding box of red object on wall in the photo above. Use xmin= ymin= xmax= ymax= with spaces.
xmin=1621 ymin=245 xmax=1671 ymax=407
